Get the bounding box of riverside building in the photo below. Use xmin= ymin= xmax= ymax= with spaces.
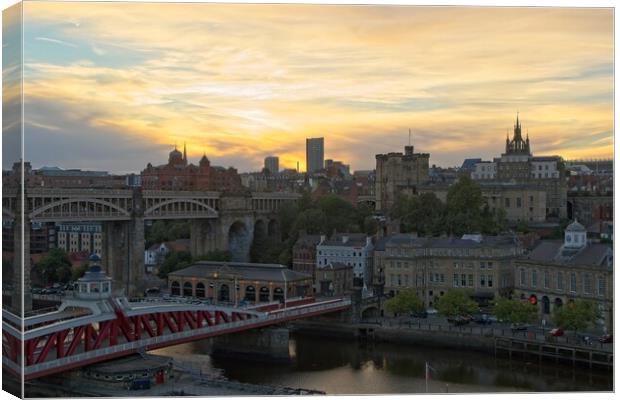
xmin=514 ymin=220 xmax=613 ymax=332
xmin=373 ymin=233 xmax=523 ymax=307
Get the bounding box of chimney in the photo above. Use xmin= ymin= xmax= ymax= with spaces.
xmin=366 ymin=236 xmax=372 ymax=246
xmin=342 ymin=235 xmax=349 ymax=244
xmin=320 ymin=235 xmax=326 ymax=243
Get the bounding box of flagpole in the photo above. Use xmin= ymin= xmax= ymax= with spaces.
xmin=425 ymin=361 xmax=428 ymax=393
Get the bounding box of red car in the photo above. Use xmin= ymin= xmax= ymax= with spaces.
xmin=549 ymin=328 xmax=564 ymax=337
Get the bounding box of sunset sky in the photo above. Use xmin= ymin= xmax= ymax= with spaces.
xmin=2 ymin=2 xmax=614 ymax=173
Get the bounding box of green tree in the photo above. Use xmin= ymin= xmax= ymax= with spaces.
xmin=157 ymin=250 xmax=194 ymax=278
xmin=72 ymin=262 xmax=89 ymax=281
xmin=435 ymin=289 xmax=478 ymax=318
xmin=494 ymin=297 xmax=538 ymax=324
xmin=145 ymin=220 xmax=190 ymax=248
xmin=445 ymin=176 xmax=485 ymax=235
xmin=385 ymin=289 xmax=425 ymax=316
xmin=193 ymin=250 xmax=232 ymax=262
xmin=552 ymin=299 xmax=600 ymax=335
xmin=34 ymin=248 xmax=73 ymax=284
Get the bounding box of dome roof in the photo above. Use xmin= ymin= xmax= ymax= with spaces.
xmin=565 ymin=219 xmax=585 ymax=232
xmin=88 ymin=253 xmax=101 ymax=262
xmin=169 ymin=148 xmax=182 ymax=158
xmin=78 ymin=264 xmax=112 ymax=282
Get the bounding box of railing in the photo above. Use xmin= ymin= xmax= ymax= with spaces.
xmin=360 ymin=319 xmax=612 ymax=351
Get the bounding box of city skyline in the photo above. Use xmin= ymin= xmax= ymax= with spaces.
xmin=2 ymin=3 xmax=613 ymax=173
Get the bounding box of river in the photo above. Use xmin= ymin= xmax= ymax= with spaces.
xmin=151 ymin=332 xmax=613 ymax=394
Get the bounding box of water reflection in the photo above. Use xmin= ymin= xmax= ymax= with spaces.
xmin=152 ymin=332 xmax=612 ymax=394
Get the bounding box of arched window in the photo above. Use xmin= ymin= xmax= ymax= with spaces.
xmin=171 ymin=281 xmax=180 ymax=296
xmin=219 ymin=284 xmax=230 ymax=302
xmin=195 ymin=282 xmax=205 ymax=298
xmin=259 ymin=287 xmax=270 ymax=302
xmin=183 ymin=282 xmax=193 ymax=297
xmin=273 ymin=287 xmax=284 ymax=303
xmin=244 ymin=286 xmax=256 ymax=302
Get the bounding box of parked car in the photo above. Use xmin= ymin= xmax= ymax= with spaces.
xmin=447 ymin=316 xmax=470 ymax=326
xmin=426 ymin=308 xmax=439 ymax=315
xmin=411 ymin=311 xmax=428 ymax=319
xmin=549 ymin=328 xmax=564 ymax=337
xmin=599 ymin=334 xmax=612 ymax=343
xmin=472 ymin=314 xmax=493 ymax=325
xmin=31 ymin=287 xmax=43 ymax=294
xmin=510 ymin=324 xmax=528 ymax=332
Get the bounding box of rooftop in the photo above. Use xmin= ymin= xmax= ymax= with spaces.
xmin=169 ymin=261 xmax=311 ymax=282
xmin=524 ymin=240 xmax=612 ymax=267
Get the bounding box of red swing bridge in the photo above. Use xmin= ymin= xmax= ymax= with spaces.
xmin=2 ymin=289 xmax=350 ymax=381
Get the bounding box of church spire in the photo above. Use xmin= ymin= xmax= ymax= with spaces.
xmin=183 ymin=142 xmax=187 ymax=162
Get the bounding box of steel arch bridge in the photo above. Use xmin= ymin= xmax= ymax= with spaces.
xmin=2 ymin=296 xmax=350 ymax=380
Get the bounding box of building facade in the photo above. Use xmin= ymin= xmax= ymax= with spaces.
xmin=514 ymin=220 xmax=613 ymax=332
xmin=316 ymin=233 xmax=374 ymax=286
xmin=419 ymin=183 xmax=548 ymax=223
xmin=306 ymin=137 xmax=325 ymax=174
xmin=316 ymin=262 xmax=354 ymax=296
xmin=373 ymin=234 xmax=523 ymax=307
xmin=264 ymin=156 xmax=279 ymax=174
xmin=375 ymin=143 xmax=430 ymax=211
xmin=471 ymin=116 xmax=567 ymax=219
xmin=292 ymin=233 xmax=323 ymax=291
xmin=168 ymin=261 xmax=313 ymax=303
xmin=141 ymin=145 xmax=242 ymax=192
xmin=56 ymin=222 xmax=103 ymax=256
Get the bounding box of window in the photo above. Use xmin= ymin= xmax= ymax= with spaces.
xmin=505 ymin=198 xmax=510 ymax=208
xmin=516 ymin=197 xmax=522 ymax=208
xmin=468 ymin=274 xmax=473 ymax=287
xmin=453 ymin=273 xmax=459 ymax=287
xmin=520 ymin=269 xmax=526 ymax=286
xmin=570 ymin=272 xmax=577 ymax=293
xmin=404 ymin=274 xmax=409 ymax=286
xmin=597 ymin=276 xmax=606 ymax=296
xmin=557 ymin=272 xmax=564 ymax=290
xmin=544 ymin=271 xmax=550 ymax=289
xmin=429 ymin=272 xmax=434 ymax=282
xmin=487 ymin=275 xmax=493 ymax=287
xmin=461 ymin=274 xmax=467 ymax=287
xmin=480 ymin=274 xmax=486 ymax=287
xmin=487 ymin=262 xmax=493 ymax=269
xmin=397 ymin=274 xmax=402 ymax=286
xmin=440 ymin=274 xmax=445 ymax=283
xmin=531 ymin=270 xmax=537 ymax=288
xmin=480 ymin=262 xmax=486 ymax=269
xmin=583 ymin=273 xmax=592 ymax=294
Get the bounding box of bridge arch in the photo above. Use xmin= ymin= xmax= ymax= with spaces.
xmin=228 ymin=220 xmax=252 ymax=262
xmin=145 ymin=199 xmax=218 ymax=219
xmin=267 ymin=219 xmax=280 ymax=240
xmin=361 ymin=305 xmax=380 ymax=319
xmin=29 ymin=198 xmax=130 ymax=220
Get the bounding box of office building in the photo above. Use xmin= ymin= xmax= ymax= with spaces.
xmin=306 ymin=137 xmax=325 ymax=174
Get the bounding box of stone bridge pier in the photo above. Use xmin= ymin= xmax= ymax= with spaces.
xmin=211 ymin=327 xmax=291 ymax=362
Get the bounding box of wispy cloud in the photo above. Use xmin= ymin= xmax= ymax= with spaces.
xmin=35 ymin=36 xmax=77 ymax=48
xmin=14 ymin=3 xmax=614 ymax=172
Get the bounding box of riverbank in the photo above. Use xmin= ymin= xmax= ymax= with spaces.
xmin=290 ymin=318 xmax=613 ymax=369
xmin=23 ymin=360 xmax=324 ymax=397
